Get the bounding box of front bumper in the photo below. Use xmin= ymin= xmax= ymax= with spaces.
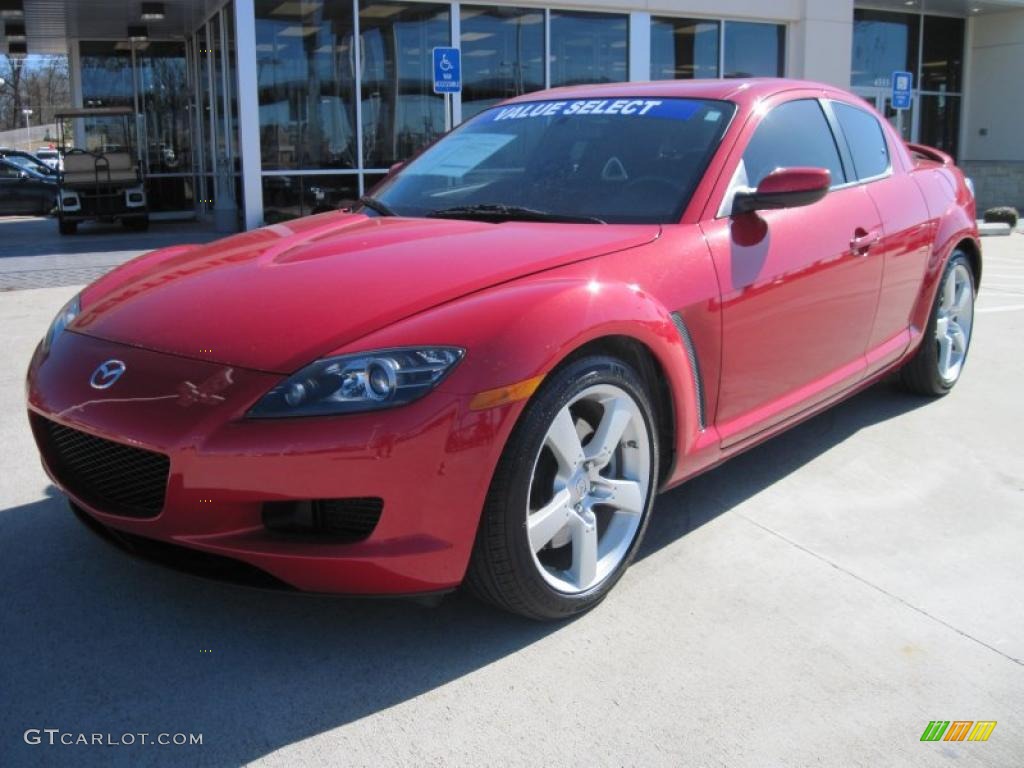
xmin=26 ymin=331 xmax=520 ymax=594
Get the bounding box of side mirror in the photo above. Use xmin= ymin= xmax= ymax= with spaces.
xmin=388 ymin=160 xmax=405 ymax=176
xmin=733 ymin=167 xmax=830 ymax=215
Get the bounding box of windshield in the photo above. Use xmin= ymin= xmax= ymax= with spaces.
xmin=370 ymin=98 xmax=735 ymax=224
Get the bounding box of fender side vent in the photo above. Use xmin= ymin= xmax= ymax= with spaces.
xmin=669 ymin=312 xmax=706 ymax=430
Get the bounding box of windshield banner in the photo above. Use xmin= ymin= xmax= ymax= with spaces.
xmin=484 ymin=98 xmax=702 ymax=122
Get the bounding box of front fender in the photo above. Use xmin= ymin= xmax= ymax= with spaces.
xmin=336 ymin=273 xmax=706 ymax=467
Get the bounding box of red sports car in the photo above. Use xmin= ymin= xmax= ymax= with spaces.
xmin=26 ymin=80 xmax=980 ymax=619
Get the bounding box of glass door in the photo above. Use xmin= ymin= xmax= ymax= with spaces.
xmin=190 ymin=3 xmax=240 ymax=228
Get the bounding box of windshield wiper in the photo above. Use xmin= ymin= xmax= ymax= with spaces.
xmin=359 ymin=195 xmax=398 ymax=217
xmin=426 ymin=204 xmax=605 ymax=224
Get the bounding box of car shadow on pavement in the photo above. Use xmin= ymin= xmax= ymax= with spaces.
xmin=0 ymin=381 xmax=932 ymax=767
xmin=637 ymin=379 xmax=933 ymax=560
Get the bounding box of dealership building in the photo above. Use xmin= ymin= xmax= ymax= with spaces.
xmin=3 ymin=0 xmax=1023 ymax=230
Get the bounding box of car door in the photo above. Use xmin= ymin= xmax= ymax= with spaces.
xmin=700 ymin=96 xmax=884 ymax=447
xmin=0 ymin=162 xmax=24 ymax=214
xmin=829 ymin=100 xmax=933 ymax=372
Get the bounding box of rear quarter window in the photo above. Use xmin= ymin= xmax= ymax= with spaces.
xmin=833 ymin=102 xmax=890 ymax=180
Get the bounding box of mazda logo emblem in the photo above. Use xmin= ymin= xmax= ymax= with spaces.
xmin=89 ymin=359 xmax=126 ymax=390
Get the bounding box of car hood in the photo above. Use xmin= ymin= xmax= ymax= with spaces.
xmin=75 ymin=213 xmax=659 ymax=373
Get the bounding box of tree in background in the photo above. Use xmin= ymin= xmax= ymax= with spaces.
xmin=0 ymin=54 xmax=71 ymax=136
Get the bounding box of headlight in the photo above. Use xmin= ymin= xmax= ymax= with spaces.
xmin=248 ymin=347 xmax=464 ymax=418
xmin=40 ymin=294 xmax=80 ymax=356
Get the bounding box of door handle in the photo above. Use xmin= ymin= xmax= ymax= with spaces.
xmin=850 ymin=229 xmax=881 ymax=255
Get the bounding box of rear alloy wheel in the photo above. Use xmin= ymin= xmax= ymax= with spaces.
xmin=467 ymin=355 xmax=658 ymax=620
xmin=898 ymin=252 xmax=976 ymax=396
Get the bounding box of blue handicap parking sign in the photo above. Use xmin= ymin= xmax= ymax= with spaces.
xmin=433 ymin=47 xmax=461 ymax=94
xmin=892 ymin=71 xmax=913 ymax=110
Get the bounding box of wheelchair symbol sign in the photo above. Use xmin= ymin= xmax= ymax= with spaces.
xmin=433 ymin=47 xmax=461 ymax=94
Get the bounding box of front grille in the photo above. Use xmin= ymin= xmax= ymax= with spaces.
xmin=33 ymin=415 xmax=169 ymax=519
xmin=263 ymin=497 xmax=383 ymax=541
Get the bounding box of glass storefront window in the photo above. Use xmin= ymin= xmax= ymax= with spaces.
xmin=918 ymin=94 xmax=960 ymax=157
xmin=921 ymin=16 xmax=964 ymax=92
xmin=460 ymin=6 xmax=545 ymax=120
xmin=255 ymin=0 xmax=357 ymax=171
xmin=549 ymin=11 xmax=628 ymax=87
xmin=79 ymin=41 xmax=134 ymax=108
xmin=723 ymin=21 xmax=785 ymax=78
xmin=651 ymin=17 xmax=719 ymax=80
xmin=360 ymin=1 xmax=450 ymax=169
xmin=137 ymin=42 xmax=192 ymax=174
xmin=262 ymin=174 xmax=359 ymax=223
xmin=851 ymin=10 xmax=919 ymax=88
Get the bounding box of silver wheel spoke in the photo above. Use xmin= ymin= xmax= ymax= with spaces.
xmin=570 ymin=516 xmax=598 ymax=588
xmin=546 ymin=407 xmax=585 ymax=473
xmin=938 ymin=332 xmax=954 ymax=375
xmin=584 ymin=396 xmax=632 ymax=469
xmin=594 ymin=478 xmax=644 ymax=515
xmin=528 ymin=489 xmax=573 ymax=553
xmin=949 ymin=322 xmax=967 ymax=355
xmin=942 ymin=272 xmax=955 ymax=311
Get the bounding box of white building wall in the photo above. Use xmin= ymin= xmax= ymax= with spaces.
xmin=788 ymin=0 xmax=853 ymax=87
xmin=963 ymin=9 xmax=1024 ymax=162
xmin=960 ymin=9 xmax=1024 ymax=211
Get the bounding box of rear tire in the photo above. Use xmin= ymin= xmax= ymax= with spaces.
xmin=58 ymin=218 xmax=77 ymax=236
xmin=898 ymin=251 xmax=976 ymax=396
xmin=466 ymin=355 xmax=659 ymax=620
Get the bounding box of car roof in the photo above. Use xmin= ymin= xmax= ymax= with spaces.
xmin=501 ymin=78 xmax=852 ymax=108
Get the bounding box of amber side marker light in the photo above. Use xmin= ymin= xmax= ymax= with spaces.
xmin=469 ymin=374 xmax=545 ymax=411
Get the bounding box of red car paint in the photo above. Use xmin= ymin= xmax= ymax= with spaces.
xmin=26 ymin=79 xmax=980 ymax=595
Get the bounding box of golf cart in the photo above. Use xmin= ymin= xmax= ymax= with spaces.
xmin=55 ymin=107 xmax=148 ymax=235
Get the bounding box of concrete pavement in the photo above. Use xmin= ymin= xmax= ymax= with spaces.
xmin=0 ymin=236 xmax=1022 ymax=767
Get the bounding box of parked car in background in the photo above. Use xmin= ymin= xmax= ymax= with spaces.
xmin=35 ymin=147 xmax=63 ymax=172
xmin=0 ymin=158 xmax=57 ymax=215
xmin=0 ymin=149 xmax=55 ymax=178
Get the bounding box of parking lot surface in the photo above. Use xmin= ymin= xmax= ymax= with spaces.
xmin=0 ymin=233 xmax=1022 ymax=767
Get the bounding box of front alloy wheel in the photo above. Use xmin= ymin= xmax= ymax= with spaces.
xmin=467 ymin=355 xmax=659 ymax=620
xmin=527 ymin=384 xmax=651 ymax=594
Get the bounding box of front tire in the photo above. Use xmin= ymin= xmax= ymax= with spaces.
xmin=898 ymin=251 xmax=976 ymax=396
xmin=58 ymin=218 xmax=77 ymax=235
xmin=466 ymin=355 xmax=659 ymax=620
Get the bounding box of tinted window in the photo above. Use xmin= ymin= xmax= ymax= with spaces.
xmin=550 ymin=11 xmax=629 ymax=87
xmin=374 ymin=98 xmax=735 ymax=224
xmin=723 ymin=22 xmax=785 ymax=78
xmin=460 ymin=7 xmax=545 ymax=120
xmin=922 ymin=16 xmax=964 ymax=92
xmin=651 ymin=17 xmax=719 ymax=80
xmin=741 ymin=100 xmax=846 ymax=188
xmin=851 ymin=10 xmax=919 ymax=88
xmin=833 ymin=102 xmax=889 ymax=180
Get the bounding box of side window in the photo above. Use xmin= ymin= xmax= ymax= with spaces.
xmin=0 ymin=162 xmax=22 ymax=179
xmin=740 ymin=99 xmax=846 ymax=189
xmin=833 ymin=102 xmax=890 ymax=180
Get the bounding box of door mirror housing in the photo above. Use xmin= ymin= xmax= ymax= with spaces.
xmin=733 ymin=167 xmax=831 ymax=215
